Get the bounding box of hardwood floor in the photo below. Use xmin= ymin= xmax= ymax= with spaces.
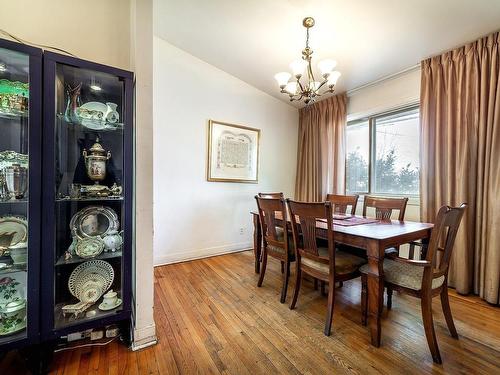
xmin=2 ymin=250 xmax=500 ymax=374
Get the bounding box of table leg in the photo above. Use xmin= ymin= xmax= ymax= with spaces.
xmin=366 ymin=239 xmax=384 ymax=347
xmin=253 ymin=214 xmax=261 ymax=274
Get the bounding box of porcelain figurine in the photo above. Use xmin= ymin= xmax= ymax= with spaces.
xmin=65 ymin=83 xmax=82 ymax=123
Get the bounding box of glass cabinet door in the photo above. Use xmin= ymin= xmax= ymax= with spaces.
xmin=42 ymin=53 xmax=132 ymax=336
xmin=0 ymin=40 xmax=41 ymax=347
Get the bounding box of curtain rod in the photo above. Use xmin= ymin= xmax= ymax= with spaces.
xmin=346 ymin=64 xmax=420 ymax=97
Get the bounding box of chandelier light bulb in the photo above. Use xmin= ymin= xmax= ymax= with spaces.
xmin=318 ymin=59 xmax=337 ymax=77
xmin=274 ymin=72 xmax=292 ymax=88
xmin=327 ymin=71 xmax=341 ymax=86
xmin=285 ymin=81 xmax=298 ymax=95
xmin=289 ymin=60 xmax=307 ymax=77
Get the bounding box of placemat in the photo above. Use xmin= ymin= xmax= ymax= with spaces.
xmin=318 ymin=216 xmax=379 ymax=227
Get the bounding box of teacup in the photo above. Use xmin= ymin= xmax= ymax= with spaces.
xmin=102 ymin=290 xmax=118 ymax=307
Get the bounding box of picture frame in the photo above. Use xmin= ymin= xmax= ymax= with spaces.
xmin=207 ymin=120 xmax=260 ymax=183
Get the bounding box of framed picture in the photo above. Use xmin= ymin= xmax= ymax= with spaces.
xmin=207 ymin=120 xmax=260 ymax=183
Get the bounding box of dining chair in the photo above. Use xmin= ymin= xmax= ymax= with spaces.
xmin=360 ymin=204 xmax=467 ymax=364
xmin=257 ymin=192 xmax=286 ymax=272
xmin=258 ymin=192 xmax=284 ymax=198
xmin=363 ymin=196 xmax=409 ymax=258
xmin=326 ymin=194 xmax=359 ymax=215
xmin=255 ymin=195 xmax=294 ymax=303
xmin=287 ymin=199 xmax=367 ymax=336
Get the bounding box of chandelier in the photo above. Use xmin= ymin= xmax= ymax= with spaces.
xmin=274 ymin=17 xmax=341 ymax=105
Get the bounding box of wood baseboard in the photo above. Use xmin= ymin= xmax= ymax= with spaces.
xmin=153 ymin=242 xmax=252 ymax=266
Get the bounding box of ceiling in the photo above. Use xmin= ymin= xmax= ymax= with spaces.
xmin=154 ymin=0 xmax=500 ymax=107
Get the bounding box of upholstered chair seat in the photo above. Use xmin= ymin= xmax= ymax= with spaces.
xmin=360 ymin=259 xmax=445 ymax=291
xmin=302 ymin=248 xmax=366 ymax=275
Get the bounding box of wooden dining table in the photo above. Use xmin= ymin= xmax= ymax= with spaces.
xmin=251 ymin=211 xmax=433 ymax=347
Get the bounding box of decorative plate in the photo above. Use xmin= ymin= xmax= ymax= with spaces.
xmin=69 ymin=206 xmax=119 ymax=242
xmin=78 ymin=102 xmax=107 ymax=130
xmin=68 ymin=260 xmax=114 ymax=302
xmin=75 ymin=237 xmax=105 ymax=259
xmin=0 ymin=318 xmax=26 ymax=336
xmin=0 ymin=216 xmax=28 ymax=248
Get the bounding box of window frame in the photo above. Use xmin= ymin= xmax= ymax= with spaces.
xmin=345 ymin=105 xmax=420 ymax=198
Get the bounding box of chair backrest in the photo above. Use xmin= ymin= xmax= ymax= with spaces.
xmin=255 ymin=196 xmax=289 ymax=253
xmin=363 ymin=196 xmax=408 ymax=221
xmin=326 ymin=194 xmax=359 ymax=215
xmin=423 ymin=204 xmax=467 ymax=286
xmin=286 ymin=200 xmax=334 ymax=269
xmin=258 ymin=192 xmax=284 ymax=199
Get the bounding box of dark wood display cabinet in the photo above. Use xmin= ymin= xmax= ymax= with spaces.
xmin=0 ymin=37 xmax=134 ymax=370
xmin=41 ymin=52 xmax=134 ymax=341
xmin=0 ymin=38 xmax=42 ymax=353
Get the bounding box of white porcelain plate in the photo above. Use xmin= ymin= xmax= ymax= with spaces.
xmin=0 ymin=216 xmax=28 ymax=248
xmin=68 ymin=260 xmax=114 ymax=301
xmin=75 ymin=237 xmax=105 ymax=259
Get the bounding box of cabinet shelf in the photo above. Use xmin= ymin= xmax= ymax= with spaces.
xmin=54 ymin=301 xmax=123 ymax=330
xmin=55 ymin=250 xmax=122 ymax=267
xmin=0 ymin=262 xmax=27 ymax=275
xmin=56 ymin=196 xmax=123 ymax=202
xmin=0 ymin=198 xmax=28 ymax=204
xmin=0 ymin=109 xmax=28 ymax=120
xmin=56 ymin=114 xmax=123 ymax=132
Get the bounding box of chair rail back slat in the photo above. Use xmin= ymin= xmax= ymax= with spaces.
xmin=326 ymin=194 xmax=359 ymax=215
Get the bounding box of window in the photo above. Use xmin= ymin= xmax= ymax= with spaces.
xmin=346 ymin=107 xmax=420 ymax=196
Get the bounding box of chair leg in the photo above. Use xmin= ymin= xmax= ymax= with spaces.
xmin=320 ymin=280 xmax=326 ymax=296
xmin=280 ymin=261 xmax=290 ymax=303
xmin=289 ymin=265 xmax=302 ymax=310
xmin=440 ymin=287 xmax=458 ymax=339
xmin=324 ymin=277 xmax=336 ymax=336
xmin=338 ymin=281 xmax=343 ymax=288
xmin=280 ymin=261 xmax=285 ymax=274
xmin=361 ymin=274 xmax=367 ymax=326
xmin=386 ymin=287 xmax=393 ymax=310
xmin=421 ymin=295 xmax=442 ymax=364
xmin=314 ymin=278 xmax=319 ymax=290
xmin=257 ymin=250 xmax=267 ymax=287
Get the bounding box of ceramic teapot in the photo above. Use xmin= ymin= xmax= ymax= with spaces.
xmin=102 ymin=230 xmax=123 ymax=252
xmin=104 ymin=103 xmax=119 ymax=123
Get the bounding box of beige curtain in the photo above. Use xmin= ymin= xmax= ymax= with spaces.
xmin=420 ymin=32 xmax=500 ymax=304
xmin=295 ymin=94 xmax=346 ymax=201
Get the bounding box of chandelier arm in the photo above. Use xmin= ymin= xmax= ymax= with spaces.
xmin=297 ymin=78 xmax=305 ymax=93
xmin=315 ymin=79 xmax=329 ymax=93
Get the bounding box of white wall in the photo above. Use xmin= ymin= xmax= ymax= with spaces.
xmin=130 ymin=0 xmax=156 ymax=349
xmin=0 ymin=0 xmax=131 ymax=70
xmin=346 ymin=68 xmax=421 ymax=224
xmin=153 ymin=37 xmax=298 ymax=265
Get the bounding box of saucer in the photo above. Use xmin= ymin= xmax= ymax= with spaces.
xmin=98 ymin=298 xmax=122 ymax=311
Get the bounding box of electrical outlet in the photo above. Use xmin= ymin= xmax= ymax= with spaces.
xmin=239 ymin=227 xmax=245 ymax=235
